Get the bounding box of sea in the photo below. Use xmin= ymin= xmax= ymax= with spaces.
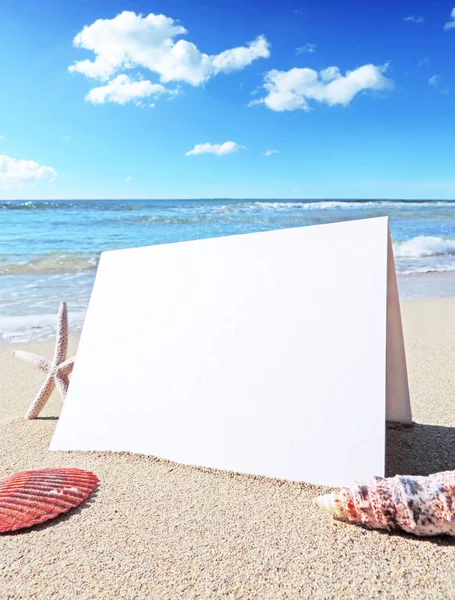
xmin=1 ymin=199 xmax=454 ymax=344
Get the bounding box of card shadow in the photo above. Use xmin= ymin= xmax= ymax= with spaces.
xmin=368 ymin=422 xmax=455 ymax=546
xmin=386 ymin=421 xmax=455 ymax=477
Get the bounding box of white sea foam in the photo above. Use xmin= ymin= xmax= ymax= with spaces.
xmin=398 ymin=264 xmax=455 ymax=275
xmin=0 ymin=311 xmax=86 ymax=345
xmin=393 ymin=236 xmax=455 ymax=258
xmin=251 ymin=200 xmax=455 ymax=211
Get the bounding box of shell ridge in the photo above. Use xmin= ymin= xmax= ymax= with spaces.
xmin=0 ymin=468 xmax=98 ymax=533
xmin=1 ymin=493 xmax=76 ymax=511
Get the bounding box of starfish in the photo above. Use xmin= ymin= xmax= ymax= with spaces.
xmin=12 ymin=302 xmax=76 ymax=419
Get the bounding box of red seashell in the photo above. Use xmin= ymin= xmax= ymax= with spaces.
xmin=0 ymin=468 xmax=98 ymax=533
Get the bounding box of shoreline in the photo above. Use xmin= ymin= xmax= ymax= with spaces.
xmin=1 ymin=271 xmax=455 ymax=346
xmin=1 ymin=297 xmax=455 ymax=597
xmin=397 ymin=270 xmax=455 ymax=299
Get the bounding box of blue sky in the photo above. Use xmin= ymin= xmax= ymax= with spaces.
xmin=0 ymin=0 xmax=454 ymax=200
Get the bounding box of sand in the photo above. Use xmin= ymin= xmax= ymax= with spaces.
xmin=0 ymin=297 xmax=454 ymax=599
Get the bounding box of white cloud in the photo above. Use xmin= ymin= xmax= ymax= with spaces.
xmin=0 ymin=135 xmax=5 ymax=140
xmin=251 ymin=64 xmax=393 ymax=112
xmin=429 ymin=75 xmax=441 ymax=85
xmin=296 ymin=44 xmax=317 ymax=54
xmin=212 ymin=36 xmax=269 ymax=73
xmin=61 ymin=136 xmax=70 ymax=141
xmin=404 ymin=16 xmax=424 ymax=23
xmin=185 ymin=141 xmax=244 ymax=156
xmin=418 ymin=57 xmax=430 ymax=67
xmin=444 ymin=8 xmax=455 ymax=30
xmin=125 ymin=176 xmax=131 ymax=182
xmin=86 ymin=74 xmax=174 ymax=105
xmin=264 ymin=149 xmax=279 ymax=156
xmin=0 ymin=155 xmax=57 ymax=188
xmin=69 ymin=11 xmax=270 ymax=104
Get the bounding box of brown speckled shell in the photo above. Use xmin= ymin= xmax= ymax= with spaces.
xmin=315 ymin=470 xmax=455 ymax=536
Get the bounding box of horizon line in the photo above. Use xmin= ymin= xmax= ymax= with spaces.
xmin=1 ymin=197 xmax=455 ymax=203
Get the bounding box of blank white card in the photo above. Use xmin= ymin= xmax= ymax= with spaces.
xmin=51 ymin=217 xmax=411 ymax=487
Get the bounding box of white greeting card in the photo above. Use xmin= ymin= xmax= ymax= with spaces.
xmin=50 ymin=217 xmax=411 ymax=486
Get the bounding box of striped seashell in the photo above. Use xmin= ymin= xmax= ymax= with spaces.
xmin=314 ymin=470 xmax=455 ymax=536
xmin=0 ymin=468 xmax=98 ymax=533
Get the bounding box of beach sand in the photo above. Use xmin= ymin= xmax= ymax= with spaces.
xmin=1 ymin=297 xmax=454 ymax=599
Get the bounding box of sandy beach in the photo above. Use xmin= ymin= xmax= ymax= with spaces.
xmin=0 ymin=297 xmax=454 ymax=599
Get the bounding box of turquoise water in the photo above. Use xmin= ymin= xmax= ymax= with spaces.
xmin=1 ymin=199 xmax=454 ymax=343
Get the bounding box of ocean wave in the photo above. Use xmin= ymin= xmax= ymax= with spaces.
xmin=1 ymin=237 xmax=454 ymax=277
xmin=251 ymin=201 xmax=351 ymax=210
xmin=0 ymin=200 xmax=139 ymax=211
xmin=398 ymin=264 xmax=455 ymax=275
xmin=393 ymin=236 xmax=455 ymax=259
xmin=0 ymin=201 xmax=78 ymax=210
xmin=251 ymin=200 xmax=455 ymax=211
xmin=0 ymin=253 xmax=98 ymax=275
xmin=1 ymin=199 xmax=455 ymax=212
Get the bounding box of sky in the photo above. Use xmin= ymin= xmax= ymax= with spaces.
xmin=0 ymin=0 xmax=454 ymax=200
